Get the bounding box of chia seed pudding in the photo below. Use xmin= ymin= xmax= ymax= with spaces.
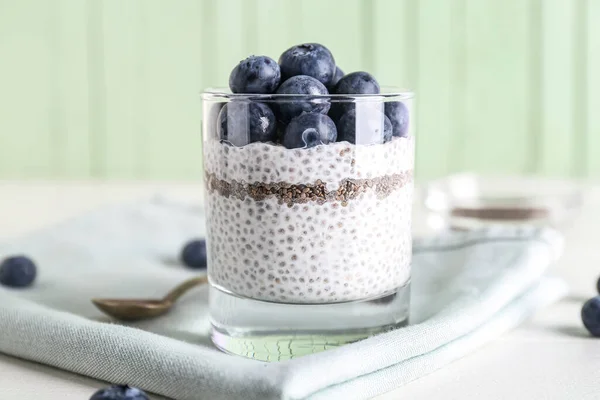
xmin=204 ymin=42 xmax=414 ymax=358
xmin=204 ymin=136 xmax=414 ymax=303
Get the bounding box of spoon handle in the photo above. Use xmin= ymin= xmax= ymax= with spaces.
xmin=163 ymin=275 xmax=208 ymax=303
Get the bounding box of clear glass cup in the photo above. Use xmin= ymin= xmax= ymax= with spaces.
xmin=201 ymin=88 xmax=415 ymax=361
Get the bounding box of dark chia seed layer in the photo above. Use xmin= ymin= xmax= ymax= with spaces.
xmin=205 ymin=170 xmax=413 ymax=207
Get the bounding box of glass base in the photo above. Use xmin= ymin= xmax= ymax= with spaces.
xmin=209 ymin=282 xmax=410 ymax=361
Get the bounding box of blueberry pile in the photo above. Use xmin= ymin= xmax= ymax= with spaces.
xmin=218 ymin=43 xmax=409 ymax=149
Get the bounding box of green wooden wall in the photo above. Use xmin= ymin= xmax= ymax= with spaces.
xmin=0 ymin=0 xmax=598 ymax=180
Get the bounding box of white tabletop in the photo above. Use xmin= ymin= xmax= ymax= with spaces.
xmin=0 ymin=181 xmax=598 ymax=400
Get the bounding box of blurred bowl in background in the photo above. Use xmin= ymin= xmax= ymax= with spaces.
xmin=421 ymin=173 xmax=584 ymax=232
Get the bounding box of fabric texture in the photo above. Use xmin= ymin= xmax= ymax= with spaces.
xmin=0 ymin=197 xmax=567 ymax=400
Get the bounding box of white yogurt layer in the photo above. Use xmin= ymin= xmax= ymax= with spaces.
xmin=204 ymin=136 xmax=414 ymax=191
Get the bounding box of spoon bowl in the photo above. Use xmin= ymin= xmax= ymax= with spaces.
xmin=92 ymin=276 xmax=208 ymax=321
xmin=91 ymin=298 xmax=173 ymax=321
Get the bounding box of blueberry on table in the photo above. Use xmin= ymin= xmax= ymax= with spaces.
xmin=275 ymin=75 xmax=330 ymax=122
xmin=334 ymin=71 xmax=380 ymax=95
xmin=217 ymin=102 xmax=277 ymax=146
xmin=581 ymin=296 xmax=600 ymax=337
xmin=336 ymin=108 xmax=392 ymax=145
xmin=0 ymin=256 xmax=36 ymax=288
xmin=229 ymin=55 xmax=281 ymax=94
xmin=384 ymin=101 xmax=410 ymax=138
xmin=283 ymin=113 xmax=337 ymax=149
xmin=278 ymin=43 xmax=336 ymax=86
xmin=327 ymin=66 xmax=344 ymax=91
xmin=181 ymin=239 xmax=208 ymax=269
xmin=90 ymin=384 xmax=149 ymax=400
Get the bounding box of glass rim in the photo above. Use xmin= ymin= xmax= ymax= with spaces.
xmin=201 ymin=86 xmax=414 ymax=101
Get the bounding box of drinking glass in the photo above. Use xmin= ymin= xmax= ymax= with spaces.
xmin=202 ymin=88 xmax=415 ymax=360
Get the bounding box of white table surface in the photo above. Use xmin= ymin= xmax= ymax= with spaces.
xmin=0 ymin=181 xmax=598 ymax=400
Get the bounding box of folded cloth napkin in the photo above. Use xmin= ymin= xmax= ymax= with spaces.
xmin=0 ymin=197 xmax=567 ymax=400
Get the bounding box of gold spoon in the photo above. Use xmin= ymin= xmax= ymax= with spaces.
xmin=91 ymin=275 xmax=208 ymax=321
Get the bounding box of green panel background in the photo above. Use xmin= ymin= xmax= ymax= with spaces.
xmin=0 ymin=0 xmax=597 ymax=180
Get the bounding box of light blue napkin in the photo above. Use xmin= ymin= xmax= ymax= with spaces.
xmin=0 ymin=198 xmax=567 ymax=400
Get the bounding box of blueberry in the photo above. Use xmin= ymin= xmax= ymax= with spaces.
xmin=385 ymin=101 xmax=409 ymax=137
xmin=327 ymin=66 xmax=344 ymax=91
xmin=329 ymin=72 xmax=380 ymax=122
xmin=217 ymin=102 xmax=277 ymax=146
xmin=275 ymin=75 xmax=330 ymax=122
xmin=327 ymin=101 xmax=347 ymax=124
xmin=229 ymin=55 xmax=281 ymax=94
xmin=0 ymin=256 xmax=36 ymax=288
xmin=283 ymin=113 xmax=337 ymax=149
xmin=336 ymin=107 xmax=392 ymax=145
xmin=334 ymin=71 xmax=380 ymax=95
xmin=597 ymin=275 xmax=600 ymax=293
xmin=181 ymin=239 xmax=207 ymax=269
xmin=582 ymin=296 xmax=600 ymax=337
xmin=278 ymin=43 xmax=336 ymax=86
xmin=90 ymin=384 xmax=149 ymax=400
xmin=326 ymin=67 xmax=345 ymax=119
